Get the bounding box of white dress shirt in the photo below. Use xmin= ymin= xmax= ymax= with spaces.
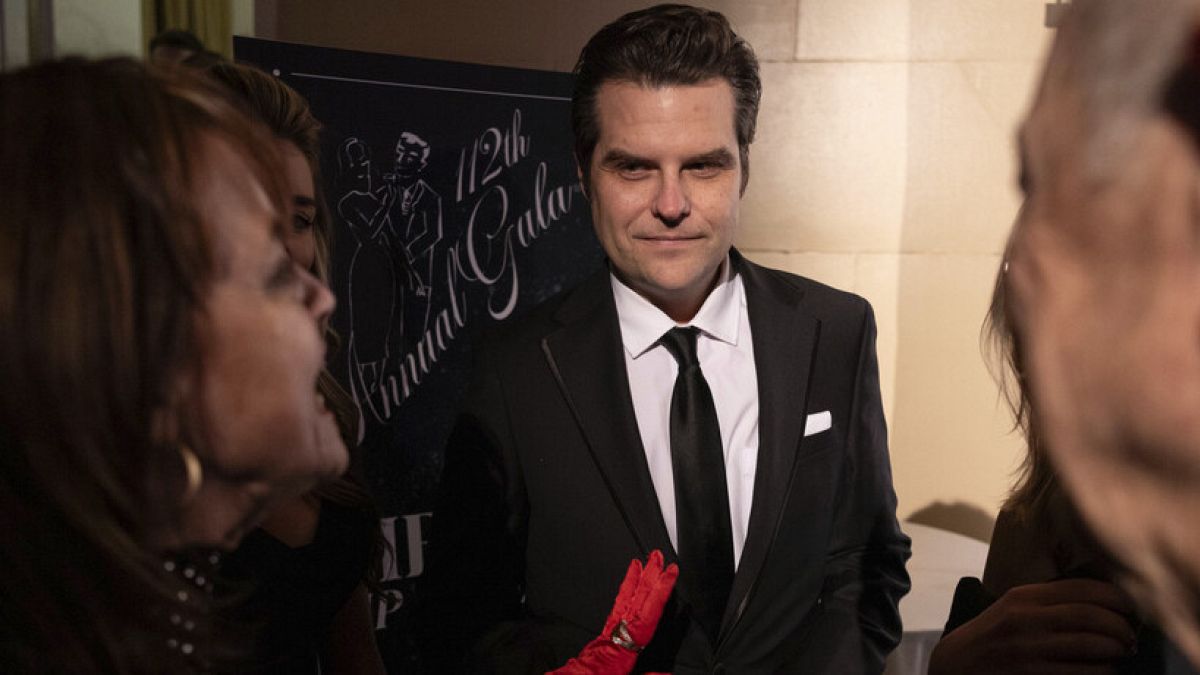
xmin=611 ymin=259 xmax=759 ymax=568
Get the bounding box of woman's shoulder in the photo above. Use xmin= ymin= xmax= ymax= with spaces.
xmin=981 ymin=507 xmax=1059 ymax=595
xmin=316 ymin=497 xmax=378 ymax=545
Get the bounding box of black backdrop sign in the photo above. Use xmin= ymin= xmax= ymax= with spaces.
xmin=234 ymin=37 xmax=603 ymax=670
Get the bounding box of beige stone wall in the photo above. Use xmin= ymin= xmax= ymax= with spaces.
xmin=754 ymin=1 xmax=1052 ymax=541
xmin=256 ymin=0 xmax=1051 ymax=541
xmin=0 ymin=1 xmax=253 ymax=66
xmin=50 ymin=0 xmax=142 ymax=59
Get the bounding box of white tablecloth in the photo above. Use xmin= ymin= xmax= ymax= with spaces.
xmin=884 ymin=522 xmax=989 ymax=675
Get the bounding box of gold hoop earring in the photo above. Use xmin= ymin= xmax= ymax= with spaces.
xmin=179 ymin=445 xmax=203 ymax=505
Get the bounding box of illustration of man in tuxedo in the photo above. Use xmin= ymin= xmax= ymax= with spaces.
xmin=383 ymin=131 xmax=443 ymax=340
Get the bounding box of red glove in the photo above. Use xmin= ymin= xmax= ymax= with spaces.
xmin=548 ymin=550 xmax=679 ymax=675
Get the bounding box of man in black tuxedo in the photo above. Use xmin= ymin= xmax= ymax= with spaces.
xmin=421 ymin=5 xmax=910 ymax=673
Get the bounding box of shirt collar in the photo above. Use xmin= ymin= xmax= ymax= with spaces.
xmin=611 ymin=256 xmax=744 ymax=359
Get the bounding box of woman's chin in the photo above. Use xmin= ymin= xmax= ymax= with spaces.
xmin=312 ymin=407 xmax=350 ymax=478
xmin=169 ymin=479 xmax=276 ymax=551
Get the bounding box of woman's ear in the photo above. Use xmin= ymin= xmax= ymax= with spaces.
xmin=143 ymin=404 xmax=191 ymax=550
xmin=146 ymin=369 xmax=207 ymax=540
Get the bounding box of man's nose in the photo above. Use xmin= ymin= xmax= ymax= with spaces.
xmin=652 ymin=174 xmax=691 ymax=227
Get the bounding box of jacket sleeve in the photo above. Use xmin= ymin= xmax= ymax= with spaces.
xmin=792 ymin=300 xmax=912 ymax=673
xmin=416 ymin=337 xmax=535 ymax=672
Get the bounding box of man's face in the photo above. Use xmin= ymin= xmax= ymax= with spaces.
xmin=395 ymin=143 xmax=426 ymax=176
xmin=585 ymin=78 xmax=742 ymax=320
xmin=348 ymin=143 xmax=370 ymax=185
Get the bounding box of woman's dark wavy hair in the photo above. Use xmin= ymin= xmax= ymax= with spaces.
xmin=571 ymin=3 xmax=761 ymax=193
xmin=0 ymin=57 xmax=287 ymax=673
xmin=203 ymin=62 xmax=334 ymax=286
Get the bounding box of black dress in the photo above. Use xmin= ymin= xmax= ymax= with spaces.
xmin=218 ymin=499 xmax=375 ymax=674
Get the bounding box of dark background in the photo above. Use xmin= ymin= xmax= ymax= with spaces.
xmin=235 ymin=37 xmax=604 ymax=671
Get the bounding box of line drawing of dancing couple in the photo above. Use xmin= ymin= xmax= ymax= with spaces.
xmin=336 ymin=131 xmax=444 ymax=424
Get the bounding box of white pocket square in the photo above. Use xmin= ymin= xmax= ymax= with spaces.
xmin=804 ymin=411 xmax=832 ymax=437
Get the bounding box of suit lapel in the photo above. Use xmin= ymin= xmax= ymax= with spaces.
xmin=720 ymin=250 xmax=820 ymax=640
xmin=541 ymin=256 xmax=821 ymax=644
xmin=540 ymin=269 xmax=676 ymax=559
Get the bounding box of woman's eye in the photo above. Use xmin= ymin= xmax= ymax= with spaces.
xmin=293 ymin=214 xmax=314 ymax=232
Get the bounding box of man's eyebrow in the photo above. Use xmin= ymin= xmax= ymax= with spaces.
xmin=599 ymin=149 xmax=651 ymax=166
xmin=686 ymin=148 xmax=735 ymax=166
xmin=294 ymin=195 xmax=318 ymax=210
xmin=598 ymin=147 xmax=736 ymax=166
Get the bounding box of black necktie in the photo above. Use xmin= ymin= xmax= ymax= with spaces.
xmin=660 ymin=326 xmax=734 ymax=644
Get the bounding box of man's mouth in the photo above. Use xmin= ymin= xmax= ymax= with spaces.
xmin=638 ymin=234 xmax=703 ymax=243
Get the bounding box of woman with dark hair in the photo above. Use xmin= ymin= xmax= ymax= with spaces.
xmin=0 ymin=58 xmax=347 ymax=673
xmin=200 ymin=61 xmax=691 ymax=675
xmin=202 ymin=61 xmax=388 ymax=674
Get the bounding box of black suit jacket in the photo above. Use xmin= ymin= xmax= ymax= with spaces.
xmin=420 ymin=251 xmax=911 ymax=674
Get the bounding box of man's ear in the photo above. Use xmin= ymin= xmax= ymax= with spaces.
xmin=574 ymin=154 xmax=589 ymax=200
xmin=736 ymin=143 xmax=751 ymax=196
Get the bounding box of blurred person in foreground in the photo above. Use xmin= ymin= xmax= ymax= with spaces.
xmin=203 ymin=61 xmax=681 ymax=675
xmin=928 ymin=252 xmax=1198 ymax=674
xmin=203 ymin=60 xmax=387 ymax=675
xmin=1003 ymin=0 xmax=1200 ymax=666
xmin=0 ymin=58 xmax=347 ymax=673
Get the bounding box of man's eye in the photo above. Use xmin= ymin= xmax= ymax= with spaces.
xmin=617 ymin=163 xmax=650 ymax=178
xmin=293 ymin=214 xmax=315 ymax=232
xmin=687 ymin=162 xmax=723 ymax=178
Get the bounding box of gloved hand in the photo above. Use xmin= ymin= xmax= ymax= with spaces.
xmin=548 ymin=550 xmax=678 ymax=675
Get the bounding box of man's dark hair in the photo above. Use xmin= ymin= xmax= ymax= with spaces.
xmin=149 ymin=29 xmax=204 ymax=54
xmin=572 ymin=3 xmax=761 ymax=192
